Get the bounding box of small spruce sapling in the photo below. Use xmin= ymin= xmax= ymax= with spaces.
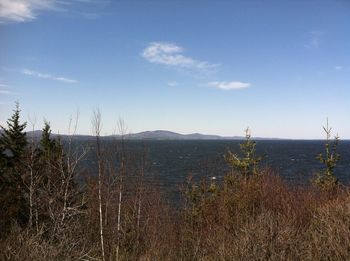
xmin=225 ymin=128 xmax=261 ymax=178
xmin=314 ymin=119 xmax=340 ymax=191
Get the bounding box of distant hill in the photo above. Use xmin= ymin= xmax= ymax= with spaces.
xmin=121 ymin=130 xmax=246 ymax=140
xmin=23 ymin=129 xmax=279 ymax=140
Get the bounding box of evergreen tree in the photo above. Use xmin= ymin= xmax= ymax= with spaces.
xmin=36 ymin=120 xmax=63 ymax=184
xmin=314 ymin=119 xmax=340 ymax=191
xmin=0 ymin=102 xmax=27 ymax=164
xmin=0 ymin=139 xmax=7 ymax=177
xmin=0 ymin=102 xmax=28 ymax=186
xmin=225 ymin=128 xmax=261 ymax=178
xmin=38 ymin=120 xmax=59 ymax=158
xmin=0 ymin=103 xmax=28 ymax=232
xmin=36 ymin=121 xmax=73 ymax=227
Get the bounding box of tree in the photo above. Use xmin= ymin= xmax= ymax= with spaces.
xmin=225 ymin=128 xmax=261 ymax=178
xmin=0 ymin=102 xmax=28 ymax=232
xmin=39 ymin=121 xmax=57 ymax=155
xmin=314 ymin=119 xmax=339 ymax=191
xmin=0 ymin=102 xmax=27 ymax=164
xmin=34 ymin=121 xmax=62 ymax=225
xmin=36 ymin=120 xmax=63 ymax=175
xmin=92 ymin=108 xmax=105 ymax=261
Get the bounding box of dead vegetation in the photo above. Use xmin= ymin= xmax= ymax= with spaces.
xmin=1 ymin=107 xmax=349 ymax=260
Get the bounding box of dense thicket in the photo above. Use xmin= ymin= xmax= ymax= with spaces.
xmin=0 ymin=104 xmax=349 ymax=261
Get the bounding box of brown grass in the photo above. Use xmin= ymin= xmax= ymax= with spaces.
xmin=2 ymin=169 xmax=350 ymax=260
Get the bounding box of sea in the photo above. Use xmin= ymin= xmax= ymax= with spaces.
xmin=80 ymin=139 xmax=350 ymax=199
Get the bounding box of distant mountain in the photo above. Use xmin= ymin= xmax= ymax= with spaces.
xmin=121 ymin=130 xmax=236 ymax=140
xmin=15 ymin=129 xmax=280 ymax=140
xmin=26 ymin=130 xmax=43 ymax=138
xmin=26 ymin=130 xmax=94 ymax=140
xmin=114 ymin=130 xmax=278 ymax=140
xmin=124 ymin=130 xmax=184 ymax=140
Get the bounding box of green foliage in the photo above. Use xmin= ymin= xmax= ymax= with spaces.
xmin=314 ymin=119 xmax=340 ymax=191
xmin=40 ymin=121 xmax=55 ymax=154
xmin=0 ymin=102 xmax=27 ymax=164
xmin=225 ymin=128 xmax=261 ymax=178
xmin=36 ymin=122 xmax=78 ymax=226
xmin=0 ymin=102 xmax=27 ymax=156
xmin=0 ymin=143 xmax=7 ymax=178
xmin=0 ymin=102 xmax=28 ymax=231
xmin=37 ymin=121 xmax=62 ymax=162
xmin=182 ymin=176 xmax=219 ymax=230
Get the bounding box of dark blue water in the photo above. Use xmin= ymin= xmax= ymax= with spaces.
xmin=78 ymin=139 xmax=350 ymax=201
xmin=78 ymin=139 xmax=350 ymax=200
xmin=102 ymin=140 xmax=350 ymax=189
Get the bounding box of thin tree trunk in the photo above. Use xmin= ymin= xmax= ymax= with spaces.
xmin=92 ymin=109 xmax=105 ymax=261
xmin=28 ymin=117 xmax=36 ymax=228
xmin=115 ymin=118 xmax=127 ymax=261
xmin=136 ymin=145 xmax=146 ymax=243
xmin=116 ymin=158 xmax=123 ymax=261
xmin=116 ymin=181 xmax=122 ymax=261
xmin=98 ymin=150 xmax=105 ymax=261
xmin=29 ymin=166 xmax=33 ymax=227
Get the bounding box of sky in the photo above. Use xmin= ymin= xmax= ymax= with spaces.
xmin=0 ymin=0 xmax=349 ymax=139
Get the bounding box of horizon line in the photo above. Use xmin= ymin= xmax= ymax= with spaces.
xmin=22 ymin=129 xmax=350 ymax=141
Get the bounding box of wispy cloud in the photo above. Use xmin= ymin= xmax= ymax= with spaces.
xmin=304 ymin=31 xmax=325 ymax=49
xmin=335 ymin=65 xmax=343 ymax=71
xmin=22 ymin=69 xmax=78 ymax=83
xmin=142 ymin=42 xmax=220 ymax=70
xmin=0 ymin=0 xmax=58 ymax=23
xmin=0 ymin=89 xmax=11 ymax=95
xmin=208 ymin=81 xmax=251 ymax=90
xmin=167 ymin=81 xmax=179 ymax=87
xmin=334 ymin=65 xmax=350 ymax=72
xmin=0 ymin=0 xmax=108 ymax=23
xmin=0 ymin=83 xmax=12 ymax=97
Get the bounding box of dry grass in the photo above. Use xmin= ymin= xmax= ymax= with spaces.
xmin=2 ymin=170 xmax=350 ymax=260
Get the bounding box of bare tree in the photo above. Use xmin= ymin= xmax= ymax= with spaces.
xmin=60 ymin=111 xmax=88 ymax=226
xmin=26 ymin=115 xmax=38 ymax=230
xmin=135 ymin=143 xmax=147 ymax=246
xmin=92 ymin=108 xmax=105 ymax=261
xmin=115 ymin=117 xmax=128 ymax=261
xmin=31 ymin=113 xmax=88 ymax=239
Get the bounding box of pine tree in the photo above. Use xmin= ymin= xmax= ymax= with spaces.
xmin=0 ymin=102 xmax=28 ymax=232
xmin=225 ymin=128 xmax=261 ymax=178
xmin=38 ymin=121 xmax=60 ymax=158
xmin=0 ymin=102 xmax=27 ymax=163
xmin=314 ymin=119 xmax=339 ymax=192
xmin=35 ymin=121 xmax=62 ymax=222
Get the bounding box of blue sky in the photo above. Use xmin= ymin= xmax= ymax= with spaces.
xmin=0 ymin=0 xmax=349 ymax=139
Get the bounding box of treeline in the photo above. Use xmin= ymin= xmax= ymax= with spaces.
xmin=0 ymin=104 xmax=349 ymax=260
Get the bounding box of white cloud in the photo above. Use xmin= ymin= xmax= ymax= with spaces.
xmin=142 ymin=42 xmax=219 ymax=70
xmin=0 ymin=0 xmax=106 ymax=23
xmin=0 ymin=0 xmax=58 ymax=23
xmin=208 ymin=81 xmax=251 ymax=90
xmin=22 ymin=69 xmax=78 ymax=83
xmin=54 ymin=76 xmax=77 ymax=83
xmin=167 ymin=81 xmax=179 ymax=87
